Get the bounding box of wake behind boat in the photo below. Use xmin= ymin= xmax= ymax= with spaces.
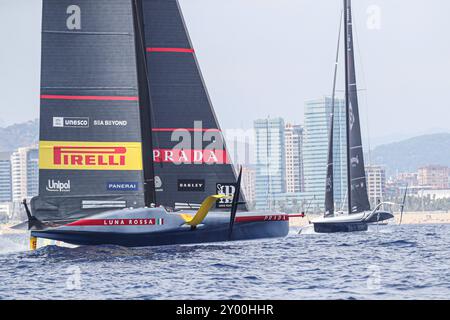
xmin=15 ymin=0 xmax=292 ymax=248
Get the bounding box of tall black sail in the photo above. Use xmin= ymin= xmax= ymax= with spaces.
xmin=32 ymin=0 xmax=147 ymax=222
xmin=344 ymin=0 xmax=370 ymax=213
xmin=140 ymin=0 xmax=243 ymax=209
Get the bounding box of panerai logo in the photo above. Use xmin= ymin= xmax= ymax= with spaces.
xmin=46 ymin=179 xmax=71 ymax=192
xmin=107 ymin=182 xmax=138 ymax=192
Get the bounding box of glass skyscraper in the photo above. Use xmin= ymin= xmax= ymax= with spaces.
xmin=285 ymin=124 xmax=304 ymax=193
xmin=0 ymin=152 xmax=12 ymax=202
xmin=254 ymin=118 xmax=286 ymax=210
xmin=303 ymin=96 xmax=347 ymax=211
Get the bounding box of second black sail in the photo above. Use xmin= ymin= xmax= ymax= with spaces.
xmin=140 ymin=0 xmax=243 ymax=210
xmin=344 ymin=0 xmax=370 ymax=214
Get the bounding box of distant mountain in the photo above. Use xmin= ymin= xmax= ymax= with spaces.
xmin=370 ymin=133 xmax=450 ymax=176
xmin=0 ymin=119 xmax=39 ymax=152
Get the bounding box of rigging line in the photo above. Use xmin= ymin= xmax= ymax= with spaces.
xmin=336 ymin=8 xmax=344 ymax=211
xmin=133 ymin=0 xmax=162 ymax=170
xmin=352 ymin=10 xmax=372 ymax=165
xmin=327 ymin=7 xmax=343 ymax=215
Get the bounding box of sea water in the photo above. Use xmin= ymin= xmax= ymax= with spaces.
xmin=0 ymin=224 xmax=449 ymax=300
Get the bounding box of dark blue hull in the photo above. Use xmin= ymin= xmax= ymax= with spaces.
xmin=313 ymin=221 xmax=368 ymax=233
xmin=32 ymin=220 xmax=289 ymax=247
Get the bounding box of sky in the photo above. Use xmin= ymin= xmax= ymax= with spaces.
xmin=0 ymin=0 xmax=449 ymax=146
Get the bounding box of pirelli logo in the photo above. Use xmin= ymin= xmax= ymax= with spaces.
xmin=39 ymin=141 xmax=142 ymax=171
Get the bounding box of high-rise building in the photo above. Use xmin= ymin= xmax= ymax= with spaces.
xmin=365 ymin=165 xmax=386 ymax=207
xmin=285 ymin=123 xmax=304 ymax=193
xmin=0 ymin=203 xmax=12 ymax=222
xmin=303 ymin=96 xmax=346 ymax=211
xmin=11 ymin=146 xmax=39 ymax=202
xmin=254 ymin=118 xmax=286 ymax=210
xmin=394 ymin=172 xmax=418 ymax=187
xmin=241 ymin=165 xmax=256 ymax=206
xmin=0 ymin=152 xmax=12 ymax=202
xmin=417 ymin=165 xmax=449 ymax=189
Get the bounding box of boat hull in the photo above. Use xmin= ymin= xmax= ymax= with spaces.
xmin=313 ymin=221 xmax=368 ymax=233
xmin=311 ymin=211 xmax=393 ymax=234
xmin=31 ymin=208 xmax=289 ymax=247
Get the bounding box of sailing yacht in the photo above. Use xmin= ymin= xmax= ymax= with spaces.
xmin=17 ymin=0 xmax=292 ymax=248
xmin=311 ymin=0 xmax=394 ymax=233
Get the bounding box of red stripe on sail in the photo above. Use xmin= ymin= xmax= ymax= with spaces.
xmin=146 ymin=48 xmax=195 ymax=53
xmin=152 ymin=128 xmax=221 ymax=132
xmin=41 ymin=95 xmax=139 ymax=101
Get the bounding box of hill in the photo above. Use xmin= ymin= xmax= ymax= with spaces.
xmin=370 ymin=133 xmax=450 ymax=176
xmin=0 ymin=119 xmax=39 ymax=152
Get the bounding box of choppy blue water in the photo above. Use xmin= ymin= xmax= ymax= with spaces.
xmin=0 ymin=224 xmax=449 ymax=300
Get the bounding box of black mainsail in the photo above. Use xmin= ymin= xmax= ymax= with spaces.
xmin=140 ymin=0 xmax=243 ymax=210
xmin=32 ymin=0 xmax=243 ymax=223
xmin=33 ymin=0 xmax=148 ymax=221
xmin=344 ymin=0 xmax=370 ymax=214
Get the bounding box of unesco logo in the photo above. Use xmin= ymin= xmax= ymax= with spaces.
xmin=53 ymin=117 xmax=89 ymax=128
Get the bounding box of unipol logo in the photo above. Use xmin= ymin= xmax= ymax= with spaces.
xmin=66 ymin=5 xmax=81 ymax=30
xmin=46 ymin=179 xmax=71 ymax=192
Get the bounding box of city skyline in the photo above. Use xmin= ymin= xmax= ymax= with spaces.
xmin=0 ymin=121 xmax=449 ymax=217
xmin=1 ymin=1 xmax=450 ymax=145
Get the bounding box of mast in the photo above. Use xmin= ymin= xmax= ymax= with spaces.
xmin=344 ymin=0 xmax=352 ymax=214
xmin=132 ymin=0 xmax=156 ymax=207
xmin=324 ymin=9 xmax=343 ymax=217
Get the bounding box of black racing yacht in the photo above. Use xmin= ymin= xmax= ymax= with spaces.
xmin=311 ymin=0 xmax=394 ymax=233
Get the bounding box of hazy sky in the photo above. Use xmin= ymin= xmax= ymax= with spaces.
xmin=1 ymin=0 xmax=449 ymax=146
